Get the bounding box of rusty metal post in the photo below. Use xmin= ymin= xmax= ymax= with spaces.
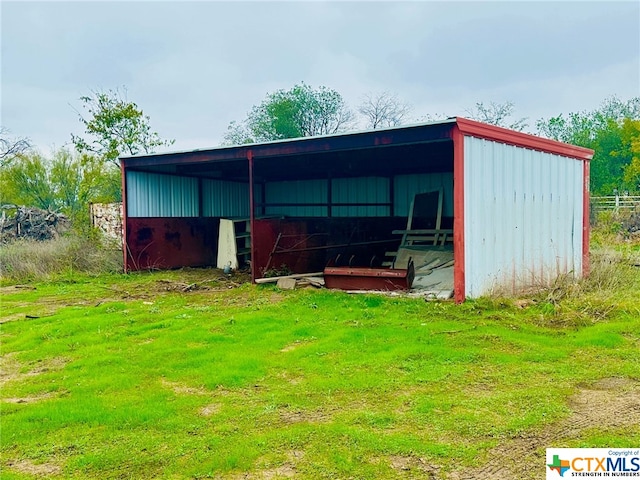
xmin=248 ymin=150 xmax=256 ymax=282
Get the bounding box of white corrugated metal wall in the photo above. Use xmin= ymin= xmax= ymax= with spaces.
xmin=463 ymin=137 xmax=584 ymax=297
xmin=127 ymin=171 xmax=455 ymax=220
xmin=202 ymin=179 xmax=250 ymax=217
xmin=394 ymin=173 xmax=453 ymax=218
xmin=126 ymin=171 xmax=198 ymax=217
xmin=332 ymin=177 xmax=389 ymax=217
xmin=127 ymin=171 xmax=255 ymax=218
xmin=264 ymin=179 xmax=328 ymax=217
xmin=263 ymin=175 xmax=453 ymax=218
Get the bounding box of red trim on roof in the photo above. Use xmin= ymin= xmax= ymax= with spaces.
xmin=452 ymin=125 xmax=466 ymax=303
xmin=455 ymin=117 xmax=594 ymax=161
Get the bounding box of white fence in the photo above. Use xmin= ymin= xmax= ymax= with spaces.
xmin=591 ymin=195 xmax=640 ymax=212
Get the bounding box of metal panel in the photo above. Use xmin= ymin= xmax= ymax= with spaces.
xmin=331 ymin=177 xmax=389 ymax=217
xmin=202 ymin=179 xmax=249 ymax=218
xmin=394 ymin=173 xmax=453 ymax=218
xmin=125 ymin=217 xmax=216 ymax=270
xmin=264 ymin=179 xmax=328 ymax=217
xmin=463 ymin=137 xmax=584 ymax=297
xmin=126 ymin=171 xmax=198 ymax=217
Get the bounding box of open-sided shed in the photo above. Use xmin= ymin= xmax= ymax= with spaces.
xmin=120 ymin=117 xmax=593 ymax=302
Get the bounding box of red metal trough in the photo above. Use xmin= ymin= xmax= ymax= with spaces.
xmin=323 ymin=258 xmax=415 ymax=291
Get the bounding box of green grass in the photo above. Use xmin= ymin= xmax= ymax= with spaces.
xmin=1 ymin=255 xmax=639 ymax=479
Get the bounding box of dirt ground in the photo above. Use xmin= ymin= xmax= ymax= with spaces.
xmin=446 ymin=377 xmax=640 ymax=480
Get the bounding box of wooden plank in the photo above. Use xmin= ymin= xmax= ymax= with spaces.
xmin=437 ymin=260 xmax=455 ymax=269
xmin=255 ymin=272 xmax=324 ymax=284
xmin=398 ymin=235 xmax=442 ymax=242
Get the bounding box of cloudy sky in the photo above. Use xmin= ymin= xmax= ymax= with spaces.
xmin=2 ymin=1 xmax=639 ymax=154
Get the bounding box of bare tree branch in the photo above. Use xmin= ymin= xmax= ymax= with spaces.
xmin=465 ymin=101 xmax=529 ymax=132
xmin=0 ymin=127 xmax=32 ymax=167
xmin=358 ymin=92 xmax=412 ymax=129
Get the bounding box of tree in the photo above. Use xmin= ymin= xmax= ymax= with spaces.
xmin=222 ymin=121 xmax=256 ymax=146
xmin=71 ymin=88 xmax=174 ymax=168
xmin=620 ymin=118 xmax=640 ymax=190
xmin=465 ymin=101 xmax=528 ymax=131
xmin=223 ymin=83 xmax=355 ymax=144
xmin=1 ymin=149 xmax=115 ymax=221
xmin=358 ymin=91 xmax=411 ymax=129
xmin=0 ymin=127 xmax=31 ymax=167
xmin=0 ymin=152 xmax=55 ymax=210
xmin=536 ymin=96 xmax=640 ymax=194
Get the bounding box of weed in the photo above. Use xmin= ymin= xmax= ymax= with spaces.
xmin=262 ymin=264 xmax=293 ymax=278
xmin=0 ymin=234 xmax=122 ymax=283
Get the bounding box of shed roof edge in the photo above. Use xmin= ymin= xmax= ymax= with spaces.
xmin=120 ymin=118 xmax=458 ymax=162
xmin=454 ymin=117 xmax=594 ymax=161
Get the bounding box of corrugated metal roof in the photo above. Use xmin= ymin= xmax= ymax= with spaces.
xmin=120 ymin=117 xmax=459 ymax=161
xmin=120 ymin=117 xmax=593 ymax=167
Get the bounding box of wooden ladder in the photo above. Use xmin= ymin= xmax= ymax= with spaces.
xmin=383 ymin=188 xmax=451 ymax=267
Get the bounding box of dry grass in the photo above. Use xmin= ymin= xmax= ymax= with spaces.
xmin=0 ymin=235 xmax=123 ymax=283
xmin=486 ymin=217 xmax=640 ymax=329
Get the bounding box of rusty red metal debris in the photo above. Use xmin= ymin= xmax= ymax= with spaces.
xmin=323 ymin=258 xmax=415 ymax=291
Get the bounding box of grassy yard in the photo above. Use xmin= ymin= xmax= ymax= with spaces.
xmin=1 ymin=248 xmax=639 ymax=479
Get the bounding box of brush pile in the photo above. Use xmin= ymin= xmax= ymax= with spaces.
xmin=0 ymin=206 xmax=70 ymax=243
xmin=621 ymin=210 xmax=640 ymax=238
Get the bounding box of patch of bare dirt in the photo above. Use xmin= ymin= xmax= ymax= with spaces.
xmin=0 ymin=313 xmax=29 ymax=324
xmin=260 ymin=464 xmax=296 ymax=479
xmin=279 ymin=408 xmax=329 ymax=425
xmin=160 ymin=379 xmax=210 ymax=396
xmin=269 ymin=293 xmax=284 ymax=304
xmin=276 ymin=371 xmax=304 ymax=385
xmin=280 ymin=341 xmax=304 ymax=353
xmin=447 ymin=377 xmax=640 ymax=480
xmin=0 ymin=353 xmax=68 ymax=387
xmin=229 ymin=451 xmax=303 ymax=479
xmin=387 ymin=455 xmax=441 ymax=478
xmin=229 ymin=464 xmax=297 ymax=480
xmin=0 ymin=306 xmax=59 ymax=324
xmin=0 ymin=285 xmax=37 ymax=294
xmin=199 ymin=403 xmax=222 ymax=417
xmin=27 ymin=357 xmax=68 ymax=376
xmin=5 ymin=459 xmax=62 ymax=477
xmin=2 ymin=392 xmax=57 ymax=404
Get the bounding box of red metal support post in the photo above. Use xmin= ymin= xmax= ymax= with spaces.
xmin=452 ymin=125 xmax=466 ymax=303
xmin=248 ymin=150 xmax=256 ymax=283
